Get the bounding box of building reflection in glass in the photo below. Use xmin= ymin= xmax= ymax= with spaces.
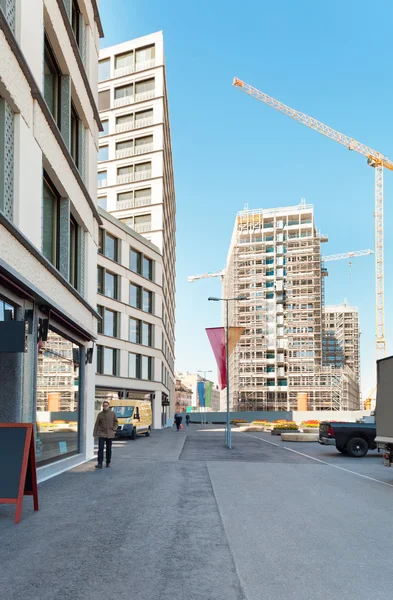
xmin=36 ymin=329 xmax=80 ymax=464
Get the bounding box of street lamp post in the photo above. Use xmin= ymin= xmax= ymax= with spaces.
xmin=208 ymin=295 xmax=246 ymax=449
xmin=197 ymin=370 xmax=212 ymax=426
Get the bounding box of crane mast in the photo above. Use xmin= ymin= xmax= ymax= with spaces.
xmin=233 ymin=77 xmax=392 ymax=359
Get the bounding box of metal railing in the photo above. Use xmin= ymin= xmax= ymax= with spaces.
xmin=116 ymin=196 xmax=151 ymax=211
xmin=116 ymin=198 xmax=134 ymax=210
xmin=134 ymin=170 xmax=152 ymax=181
xmin=115 ymin=117 xmax=154 ymax=134
xmin=134 ymin=222 xmax=151 ymax=233
xmin=114 ymin=59 xmax=155 ymax=78
xmin=97 ymin=178 xmax=107 ymax=188
xmin=116 ymin=147 xmax=134 ymax=159
xmin=134 ymin=90 xmax=155 ymax=103
xmin=114 ymin=95 xmax=134 ymax=108
xmin=135 ymin=59 xmax=155 ymax=72
xmin=116 ymin=173 xmax=134 ymax=184
xmin=134 ymin=144 xmax=153 ymax=155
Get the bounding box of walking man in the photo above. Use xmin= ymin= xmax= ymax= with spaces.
xmin=174 ymin=413 xmax=183 ymax=432
xmin=93 ymin=400 xmax=118 ymax=469
xmin=185 ymin=414 xmax=191 ymax=427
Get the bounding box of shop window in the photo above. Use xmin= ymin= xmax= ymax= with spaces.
xmin=36 ymin=329 xmax=80 ymax=465
xmin=42 ymin=175 xmax=60 ymax=268
xmin=43 ymin=35 xmax=61 ymax=125
xmin=0 ymin=296 xmax=15 ymax=321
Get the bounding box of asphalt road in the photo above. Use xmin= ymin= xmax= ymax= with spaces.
xmin=1 ymin=425 xmax=393 ymax=600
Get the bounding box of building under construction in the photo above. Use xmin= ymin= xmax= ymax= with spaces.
xmin=323 ymin=303 xmax=360 ymax=385
xmin=223 ymin=200 xmax=360 ymax=411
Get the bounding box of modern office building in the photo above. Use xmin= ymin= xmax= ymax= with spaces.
xmin=323 ymin=303 xmax=360 ymax=385
xmin=0 ymin=0 xmax=103 ymax=478
xmin=97 ymin=32 xmax=176 ymax=410
xmin=96 ymin=208 xmax=174 ymax=427
xmin=223 ymin=200 xmax=360 ymax=411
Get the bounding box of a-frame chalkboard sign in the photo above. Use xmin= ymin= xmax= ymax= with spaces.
xmin=0 ymin=423 xmax=39 ymax=523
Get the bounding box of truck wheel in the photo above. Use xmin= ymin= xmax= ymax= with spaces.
xmin=145 ymin=427 xmax=151 ymax=437
xmin=346 ymin=437 xmax=368 ymax=458
xmin=130 ymin=427 xmax=137 ymax=440
xmin=336 ymin=446 xmax=348 ymax=454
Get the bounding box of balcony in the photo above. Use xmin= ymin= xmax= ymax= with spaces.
xmin=115 ymin=118 xmax=154 ymax=134
xmin=114 ymin=59 xmax=155 ymax=79
xmin=135 ymin=59 xmax=155 ymax=72
xmin=135 ymin=195 xmax=152 ymax=207
xmin=135 ymin=90 xmax=155 ymax=103
xmin=117 ymin=173 xmax=134 ymax=184
xmin=134 ymin=222 xmax=151 ymax=233
xmin=116 ymin=147 xmax=134 ymax=159
xmin=134 ymin=169 xmax=152 ymax=181
xmin=134 ymin=143 xmax=153 ymax=155
xmin=114 ymin=65 xmax=135 ymax=78
xmin=97 ymin=178 xmax=107 ymax=188
xmin=114 ymin=95 xmax=134 ymax=108
xmin=116 ymin=196 xmax=151 ymax=211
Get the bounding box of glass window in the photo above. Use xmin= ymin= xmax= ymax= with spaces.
xmin=116 ymin=139 xmax=133 ymax=152
xmin=42 ymin=176 xmax=59 ymax=267
xmin=115 ymin=51 xmax=134 ymax=69
xmin=71 ymin=0 xmax=80 ymax=46
xmin=43 ymin=36 xmax=60 ymax=123
xmin=98 ymin=171 xmax=107 ymax=187
xmin=135 ymin=214 xmax=151 ymax=232
xmin=117 ymin=165 xmax=133 ymax=176
xmin=98 ymin=196 xmax=107 ymax=209
xmin=135 ymin=78 xmax=154 ymax=95
xmin=98 ymin=58 xmax=110 ymax=82
xmin=120 ymin=217 xmax=133 ymax=228
xmin=141 ymin=356 xmax=152 ymax=380
xmin=141 ymin=322 xmax=152 ymax=346
xmin=104 ymin=308 xmax=117 ymax=337
xmin=130 ymin=248 xmax=141 ymax=273
xmin=135 ymin=135 xmax=153 ymax=148
xmin=98 ymin=145 xmax=109 ymax=161
xmin=128 ymin=354 xmax=140 ymax=378
xmin=112 ymin=405 xmax=134 ymax=418
xmin=69 ymin=215 xmax=78 ymax=289
xmin=98 ymin=90 xmax=110 ymax=111
xmin=143 ymin=289 xmax=153 ymax=313
xmin=104 ymin=271 xmax=117 ymax=299
xmin=103 ymin=347 xmax=117 ymax=375
xmin=36 ymin=329 xmax=80 ymax=465
xmin=135 ymin=161 xmax=151 ymax=174
xmin=0 ymin=297 xmax=15 ymax=321
xmin=71 ymin=104 xmax=80 ymax=167
xmin=135 ymin=45 xmax=155 ymax=66
xmin=135 ymin=188 xmax=151 ymax=206
xmin=135 ymin=108 xmax=153 ymax=123
xmin=116 ymin=113 xmax=133 ymax=126
xmin=97 ymin=266 xmax=104 ymax=294
xmin=130 ymin=283 xmax=141 ymax=308
xmin=115 ymin=84 xmax=133 ymax=99
xmin=129 ymin=318 xmax=140 ymax=344
xmin=100 ymin=120 xmax=109 ymax=137
xmin=104 ymin=232 xmax=118 ymax=261
xmin=143 ymin=256 xmax=153 ymax=280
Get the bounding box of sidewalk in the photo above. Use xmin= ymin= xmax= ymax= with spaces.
xmin=0 ymin=426 xmax=244 ymax=600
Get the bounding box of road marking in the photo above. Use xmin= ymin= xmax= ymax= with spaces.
xmin=240 ymin=432 xmax=393 ymax=489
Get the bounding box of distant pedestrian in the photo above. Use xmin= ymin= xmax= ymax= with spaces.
xmin=174 ymin=413 xmax=183 ymax=432
xmin=185 ymin=414 xmax=191 ymax=427
xmin=93 ymin=401 xmax=118 ymax=469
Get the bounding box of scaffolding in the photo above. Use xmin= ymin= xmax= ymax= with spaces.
xmin=223 ymin=201 xmax=360 ymax=412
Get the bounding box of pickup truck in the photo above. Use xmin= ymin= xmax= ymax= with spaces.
xmin=319 ymin=421 xmax=376 ymax=457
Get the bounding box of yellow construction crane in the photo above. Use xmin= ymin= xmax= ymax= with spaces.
xmin=233 ymin=77 xmax=393 ymax=360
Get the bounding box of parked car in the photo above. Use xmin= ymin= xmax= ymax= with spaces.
xmin=319 ymin=421 xmax=376 ymax=457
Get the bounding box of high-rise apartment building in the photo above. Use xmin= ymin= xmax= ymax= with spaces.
xmin=0 ymin=0 xmax=103 ymax=477
xmin=223 ymin=200 xmax=360 ymax=411
xmin=323 ymin=303 xmax=360 ymax=384
xmin=97 ymin=31 xmax=176 ymax=416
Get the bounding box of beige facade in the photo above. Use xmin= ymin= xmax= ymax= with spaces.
xmin=223 ymin=201 xmax=360 ymax=411
xmin=96 ymin=209 xmax=174 ymax=427
xmin=0 ymin=0 xmax=103 ymax=477
xmin=97 ymin=32 xmax=176 ymax=411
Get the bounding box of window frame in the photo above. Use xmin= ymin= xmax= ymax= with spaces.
xmin=43 ymin=35 xmax=61 ymax=126
xmin=69 ymin=214 xmax=79 ymax=289
xmin=98 ymin=145 xmax=109 ymax=162
xmin=70 ymin=102 xmax=80 ymax=167
xmin=71 ymin=0 xmax=81 ymax=47
xmin=42 ymin=173 xmax=60 ymax=269
xmin=98 ymin=58 xmax=111 ymax=82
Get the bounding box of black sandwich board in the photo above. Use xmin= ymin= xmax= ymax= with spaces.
xmin=0 ymin=423 xmax=39 ymax=523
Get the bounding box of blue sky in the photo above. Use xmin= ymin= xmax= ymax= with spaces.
xmin=100 ymin=0 xmax=393 ymax=397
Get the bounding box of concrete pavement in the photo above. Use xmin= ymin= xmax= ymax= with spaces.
xmin=1 ymin=425 xmax=393 ymax=599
